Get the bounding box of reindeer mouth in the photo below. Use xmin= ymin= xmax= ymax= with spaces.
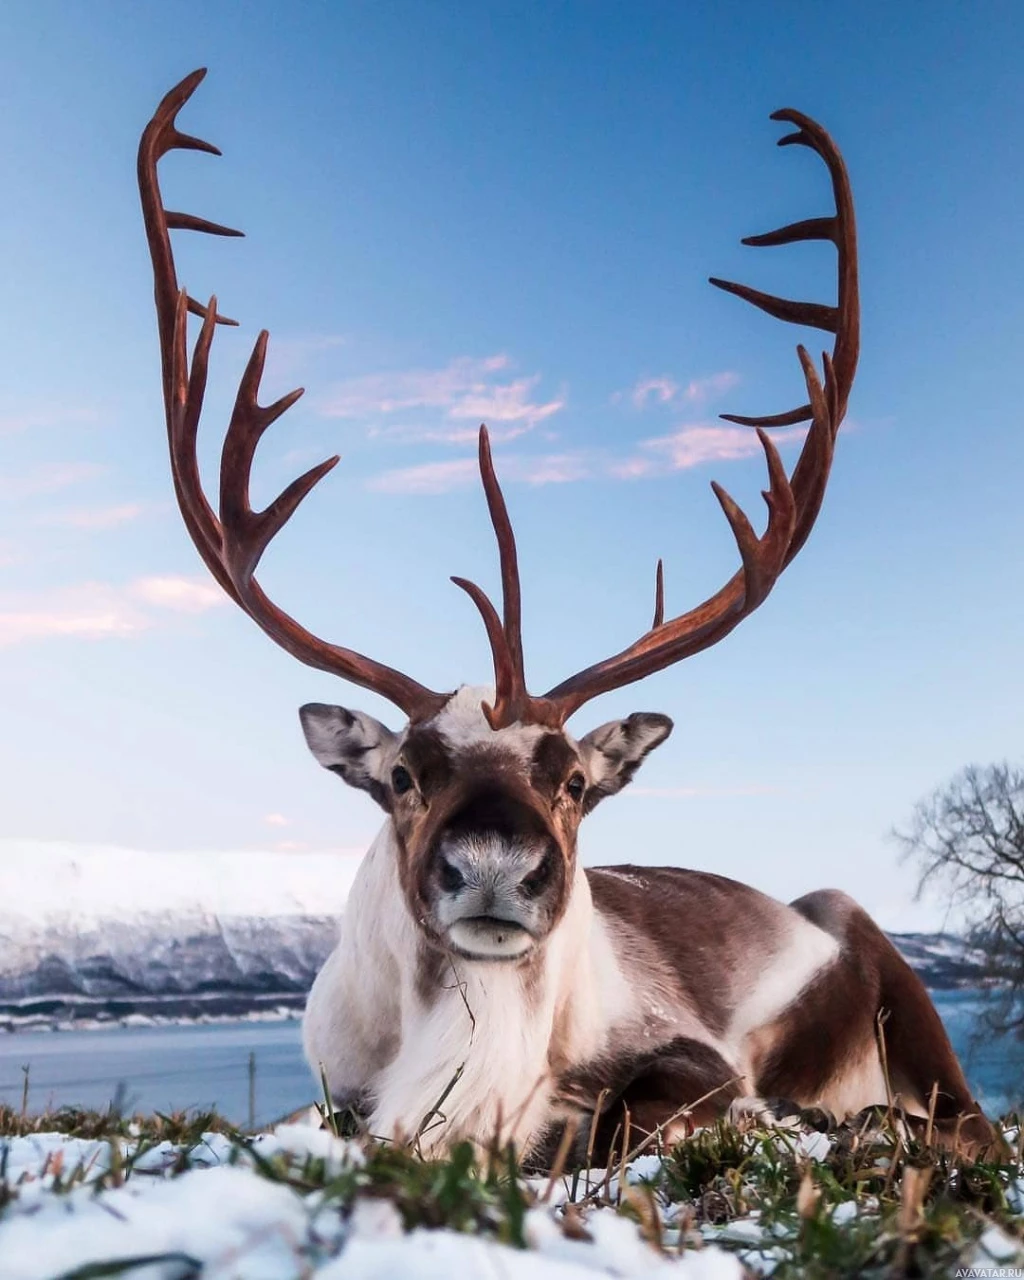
xmin=447 ymin=915 xmax=535 ymax=961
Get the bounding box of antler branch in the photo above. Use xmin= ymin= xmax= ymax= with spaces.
xmin=141 ymin=69 xmax=447 ymax=720
xmin=530 ymin=109 xmax=858 ymax=722
xmin=142 ymin=77 xmax=857 ymax=732
xmin=451 ymin=108 xmax=859 ymax=727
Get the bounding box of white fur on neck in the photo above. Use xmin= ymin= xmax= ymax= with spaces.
xmin=303 ymin=822 xmax=622 ymax=1155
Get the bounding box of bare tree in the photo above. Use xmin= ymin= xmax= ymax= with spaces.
xmin=895 ymin=763 xmax=1024 ymax=1038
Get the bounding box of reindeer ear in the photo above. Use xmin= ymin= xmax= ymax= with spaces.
xmin=577 ymin=712 xmax=673 ymax=813
xmin=298 ymin=703 xmax=398 ymax=810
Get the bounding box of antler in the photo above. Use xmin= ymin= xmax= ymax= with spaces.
xmin=140 ymin=77 xmax=857 ymax=732
xmin=456 ymin=108 xmax=859 ymax=727
xmin=139 ymin=69 xmax=447 ymax=721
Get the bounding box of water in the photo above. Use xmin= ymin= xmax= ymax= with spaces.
xmin=0 ymin=995 xmax=1019 ymax=1128
xmin=0 ymin=1021 xmax=311 ymax=1128
xmin=931 ymin=989 xmax=1023 ymax=1116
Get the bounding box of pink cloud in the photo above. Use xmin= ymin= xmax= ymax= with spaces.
xmin=0 ymin=463 xmax=105 ymax=500
xmin=607 ymin=457 xmax=657 ymax=480
xmin=626 ymin=784 xmax=781 ymax=798
xmin=448 ymin=376 xmax=565 ymax=428
xmin=680 ymin=371 xmax=741 ymax=403
xmin=368 ymin=451 xmax=592 ymax=495
xmin=38 ymin=503 xmax=146 ymax=530
xmin=629 ymin=422 xmax=807 ymax=474
xmin=0 ymin=406 xmax=102 ymax=437
xmin=367 ymin=458 xmax=480 ymax=495
xmin=624 ymin=370 xmax=741 ymax=411
xmin=319 ymin=354 xmax=564 ymax=442
xmin=0 ymin=576 xmax=226 ymax=648
xmin=516 ymin=454 xmax=591 ymax=485
xmin=630 ymin=376 xmax=679 ymax=409
xmin=265 ymin=333 xmax=347 ymax=377
xmin=0 ymin=584 xmax=147 ymax=647
xmin=366 ymin=417 xmax=808 ymax=497
xmin=131 ymin=576 xmax=226 ymax=614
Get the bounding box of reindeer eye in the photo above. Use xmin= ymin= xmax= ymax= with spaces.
xmin=391 ymin=765 xmax=414 ymax=795
xmin=566 ymin=773 xmax=586 ymax=802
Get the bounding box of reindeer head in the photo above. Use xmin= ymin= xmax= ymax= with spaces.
xmin=139 ymin=71 xmax=858 ymax=961
xmin=298 ymin=689 xmax=671 ymax=958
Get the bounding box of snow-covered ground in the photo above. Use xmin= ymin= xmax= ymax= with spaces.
xmin=0 ymin=1122 xmax=745 ymax=1280
xmin=2 ymin=1117 xmax=1021 ymax=1279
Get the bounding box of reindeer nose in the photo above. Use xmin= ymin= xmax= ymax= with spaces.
xmin=519 ymin=849 xmax=555 ymax=898
xmin=439 ymin=858 xmax=465 ymax=893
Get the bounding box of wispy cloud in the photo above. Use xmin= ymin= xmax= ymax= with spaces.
xmin=621 ymin=370 xmax=741 ymax=411
xmin=0 ymin=584 xmax=147 ymax=647
xmin=629 ymin=376 xmax=679 ymax=409
xmin=367 ymin=422 xmax=807 ymax=494
xmin=0 ymin=406 xmax=102 ymax=437
xmin=37 ymin=503 xmax=146 ymax=531
xmin=368 ymin=451 xmax=591 ymax=495
xmin=679 ymin=371 xmax=741 ymax=404
xmin=320 ymin=354 xmax=565 ymax=444
xmin=266 ymin=333 xmax=348 ymax=378
xmin=263 ymin=813 xmax=289 ymax=828
xmin=626 ymin=784 xmax=780 ymax=798
xmin=610 ymin=423 xmax=807 ymax=480
xmin=131 ymin=576 xmax=226 ymax=614
xmin=0 ymin=463 xmax=105 ymax=500
xmin=0 ymin=576 xmax=226 ymax=648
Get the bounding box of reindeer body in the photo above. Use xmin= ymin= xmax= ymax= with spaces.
xmin=303 ymin=689 xmax=987 ymax=1159
xmin=138 ymin=77 xmax=995 ymax=1162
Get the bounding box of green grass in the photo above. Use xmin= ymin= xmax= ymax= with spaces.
xmin=0 ymin=1101 xmax=236 ymax=1144
xmin=2 ymin=1101 xmax=1023 ymax=1276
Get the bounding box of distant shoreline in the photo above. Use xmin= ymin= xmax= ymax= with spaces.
xmin=0 ymin=992 xmax=306 ymax=1034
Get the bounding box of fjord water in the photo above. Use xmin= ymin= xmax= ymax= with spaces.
xmin=0 ymin=992 xmax=1019 ymax=1127
xmin=0 ymin=1022 xmax=311 ymax=1129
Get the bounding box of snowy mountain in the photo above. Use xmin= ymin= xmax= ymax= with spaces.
xmin=0 ymin=842 xmax=986 ymax=1030
xmin=886 ymin=931 xmax=989 ymax=990
xmin=0 ymin=842 xmax=361 ymax=1029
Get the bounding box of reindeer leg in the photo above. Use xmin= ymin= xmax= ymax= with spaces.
xmin=554 ymin=1036 xmax=744 ymax=1168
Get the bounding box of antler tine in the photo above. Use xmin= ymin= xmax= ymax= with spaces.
xmin=783 ymin=348 xmax=838 ymax=566
xmin=141 ymin=69 xmax=244 ymax=602
xmin=540 ymin=424 xmax=802 ymax=719
xmin=449 ymin=427 xmax=535 ymax=728
xmin=652 ymin=560 xmax=665 ymax=630
xmin=478 ymin=427 xmax=526 ymax=687
xmin=451 ymin=576 xmax=519 ymax=729
xmin=217 ymin=327 xmax=326 ymax=584
xmin=142 ymin=71 xmax=449 ymax=721
xmin=529 ymin=109 xmax=857 ymax=725
xmin=171 ymin=289 xmax=229 ymax=589
xmin=709 ymin=107 xmax=859 ymax=431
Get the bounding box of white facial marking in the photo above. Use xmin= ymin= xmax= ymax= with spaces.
xmin=431 ymin=685 xmax=552 ymax=761
xmin=434 ymin=832 xmax=551 ymax=950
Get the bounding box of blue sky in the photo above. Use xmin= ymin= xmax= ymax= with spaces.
xmin=1 ymin=2 xmax=1022 ymax=929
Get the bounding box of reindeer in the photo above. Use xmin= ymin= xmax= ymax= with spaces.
xmin=138 ymin=71 xmax=995 ymax=1161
